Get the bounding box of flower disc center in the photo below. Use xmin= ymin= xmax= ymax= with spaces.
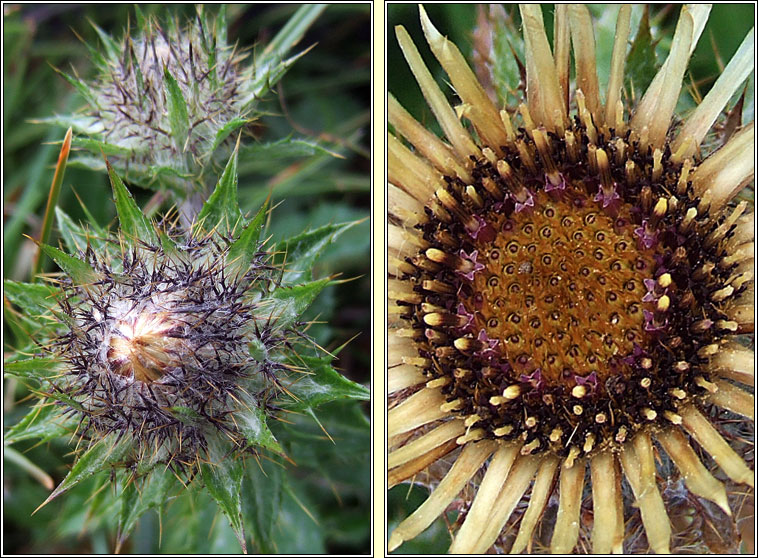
xmin=107 ymin=311 xmax=185 ymax=383
xmin=466 ymin=187 xmax=657 ymax=387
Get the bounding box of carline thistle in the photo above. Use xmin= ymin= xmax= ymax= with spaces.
xmin=389 ymin=4 xmax=754 ymax=554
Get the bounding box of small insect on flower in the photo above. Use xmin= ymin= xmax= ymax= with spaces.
xmin=388 ymin=4 xmax=754 ymax=555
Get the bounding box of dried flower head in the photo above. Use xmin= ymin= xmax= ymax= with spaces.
xmin=389 ymin=4 xmax=754 ymax=554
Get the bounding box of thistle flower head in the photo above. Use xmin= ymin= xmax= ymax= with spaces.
xmin=49 ymin=6 xmax=322 ymax=190
xmin=389 ymin=5 xmax=754 ymax=554
xmin=56 ymin=228 xmax=274 ymax=471
xmin=6 ymin=145 xmax=368 ymax=551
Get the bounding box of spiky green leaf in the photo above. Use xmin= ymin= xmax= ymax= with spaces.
xmin=89 ymin=19 xmax=120 ymax=61
xmin=243 ymin=457 xmax=283 ymax=554
xmin=55 ymin=207 xmax=107 ymax=255
xmin=106 ymin=160 xmax=158 ymax=245
xmin=72 ymin=137 xmax=132 ymax=157
xmin=282 ymin=354 xmax=369 ymax=411
xmin=269 ymin=278 xmax=331 ymax=331
xmin=194 ymin=146 xmax=241 ymax=237
xmin=625 ymin=7 xmax=658 ymax=101
xmin=117 ymin=468 xmax=177 ymax=548
xmin=38 ymin=244 xmax=99 ymax=285
xmin=38 ymin=437 xmax=130 ymax=511
xmin=209 ymin=117 xmax=250 ymax=156
xmin=3 ymin=280 xmax=60 ymax=317
xmin=234 ymin=397 xmax=283 ymax=455
xmin=3 ymin=357 xmax=60 ymax=381
xmin=163 ymin=67 xmax=190 ymax=153
xmin=276 ymin=221 xmax=359 ymax=284
xmin=226 ymin=202 xmax=267 ymax=279
xmin=5 ymin=400 xmax=76 ymax=445
xmin=272 ymin=479 xmax=325 ymax=553
xmin=200 ymin=438 xmax=247 ymax=553
xmin=167 ymin=405 xmax=202 ymax=425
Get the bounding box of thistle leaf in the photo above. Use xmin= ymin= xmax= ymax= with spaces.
xmin=243 ymin=457 xmax=283 ymax=554
xmin=209 ymin=117 xmax=250 ymax=157
xmin=3 ymin=280 xmax=60 ymax=317
xmin=282 ymin=354 xmax=369 ymax=411
xmin=34 ymin=437 xmax=131 ymax=514
xmin=194 ymin=143 xmax=242 ymax=237
xmin=276 ymin=221 xmax=359 ymax=284
xmin=37 ymin=244 xmax=100 ymax=285
xmin=116 ymin=469 xmax=177 ymax=551
xmin=5 ymin=400 xmax=76 ymax=445
xmin=273 ymin=479 xmax=325 ymax=553
xmin=200 ymin=438 xmax=247 ymax=553
xmin=3 ymin=357 xmax=60 ymax=381
xmin=106 ymin=160 xmax=158 ymax=246
xmin=269 ymin=278 xmax=331 ymax=330
xmin=625 ymin=6 xmax=658 ymax=101
xmin=89 ymin=19 xmax=120 ymax=61
xmin=72 ymin=137 xmax=132 ymax=157
xmin=55 ymin=207 xmax=107 ymax=255
xmin=234 ymin=400 xmax=284 ymax=455
xmin=226 ymin=201 xmax=267 ymax=279
xmin=163 ymin=66 xmax=191 ymax=153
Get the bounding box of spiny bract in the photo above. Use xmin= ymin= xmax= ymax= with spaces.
xmin=389 ymin=4 xmax=754 ymax=555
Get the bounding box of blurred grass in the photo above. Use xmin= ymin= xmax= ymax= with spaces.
xmin=3 ymin=4 xmax=369 ymax=554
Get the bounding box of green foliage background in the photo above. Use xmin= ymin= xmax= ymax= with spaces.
xmin=3 ymin=4 xmax=370 ymax=554
xmin=387 ymin=4 xmax=754 ymax=554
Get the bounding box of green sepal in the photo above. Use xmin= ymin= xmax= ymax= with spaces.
xmin=194 ymin=145 xmax=241 ymax=238
xmin=276 ymin=221 xmax=359 ymax=284
xmin=242 ymin=5 xmax=325 ymax=110
xmin=3 ymin=357 xmax=60 ymax=381
xmin=486 ymin=6 xmax=525 ymax=108
xmin=72 ymin=137 xmax=132 ymax=157
xmin=37 ymin=436 xmax=131 ymax=511
xmin=37 ymin=244 xmax=100 ymax=285
xmin=51 ymin=67 xmax=99 ymax=107
xmin=168 ymin=405 xmax=202 ymax=425
xmin=88 ymin=19 xmax=120 ymax=62
xmin=226 ymin=201 xmax=267 ymax=279
xmin=116 ymin=468 xmax=177 ymax=549
xmin=163 ymin=66 xmax=191 ymax=153
xmin=281 ymin=354 xmax=369 ymax=411
xmin=29 ymin=114 xmax=101 ymax=136
xmin=243 ymin=456 xmax=283 ymax=554
xmin=106 ymin=160 xmax=159 ymax=246
xmin=239 ymin=137 xmax=342 ymax=168
xmin=5 ymin=400 xmax=76 ymax=445
xmin=269 ymin=278 xmax=331 ymax=331
xmin=200 ymin=436 xmax=247 ymax=553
